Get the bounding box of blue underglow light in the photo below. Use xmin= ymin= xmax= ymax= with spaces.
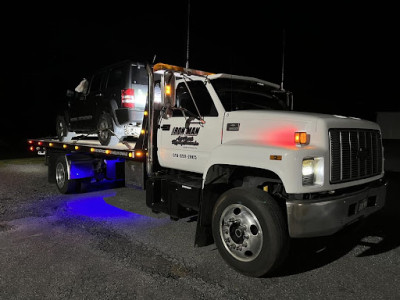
xmin=66 ymin=192 xmax=138 ymax=220
xmin=63 ymin=191 xmax=170 ymax=228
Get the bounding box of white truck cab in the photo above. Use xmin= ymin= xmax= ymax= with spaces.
xmin=150 ymin=63 xmax=386 ymax=276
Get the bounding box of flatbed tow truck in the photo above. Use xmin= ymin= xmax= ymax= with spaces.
xmin=28 ymin=62 xmax=387 ymax=277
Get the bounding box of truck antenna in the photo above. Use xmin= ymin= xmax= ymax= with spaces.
xmin=280 ymin=28 xmax=286 ymax=90
xmin=185 ymin=0 xmax=190 ymax=69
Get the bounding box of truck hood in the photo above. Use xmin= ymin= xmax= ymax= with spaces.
xmin=221 ymin=110 xmax=380 ymax=148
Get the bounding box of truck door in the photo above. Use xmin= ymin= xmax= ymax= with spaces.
xmin=157 ymin=80 xmax=222 ymax=173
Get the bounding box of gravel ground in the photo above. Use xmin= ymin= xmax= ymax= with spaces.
xmin=0 ymin=157 xmax=399 ymax=299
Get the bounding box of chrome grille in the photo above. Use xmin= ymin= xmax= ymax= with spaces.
xmin=329 ymin=129 xmax=382 ymax=183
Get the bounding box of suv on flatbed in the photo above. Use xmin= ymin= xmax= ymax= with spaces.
xmin=56 ymin=60 xmax=148 ymax=145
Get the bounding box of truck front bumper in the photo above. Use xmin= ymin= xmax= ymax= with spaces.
xmin=286 ymin=178 xmax=387 ymax=238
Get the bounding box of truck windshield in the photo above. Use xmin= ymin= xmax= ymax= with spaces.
xmin=211 ymin=78 xmax=289 ymax=111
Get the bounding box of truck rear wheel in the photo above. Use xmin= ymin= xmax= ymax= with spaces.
xmin=212 ymin=187 xmax=289 ymax=277
xmin=55 ymin=156 xmax=80 ymax=194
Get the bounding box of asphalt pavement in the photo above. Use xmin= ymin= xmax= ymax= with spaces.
xmin=0 ymin=157 xmax=399 ymax=299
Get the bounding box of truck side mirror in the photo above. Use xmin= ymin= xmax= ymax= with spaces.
xmin=162 ymin=70 xmax=176 ymax=108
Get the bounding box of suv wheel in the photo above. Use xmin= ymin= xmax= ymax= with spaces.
xmin=56 ymin=115 xmax=68 ymax=141
xmin=97 ymin=113 xmax=114 ymax=146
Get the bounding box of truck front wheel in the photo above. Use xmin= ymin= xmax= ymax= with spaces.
xmin=212 ymin=187 xmax=289 ymax=277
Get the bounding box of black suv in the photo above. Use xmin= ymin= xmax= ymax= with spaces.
xmin=56 ymin=60 xmax=148 ymax=145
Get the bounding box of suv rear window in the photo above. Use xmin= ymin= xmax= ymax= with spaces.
xmin=108 ymin=65 xmax=128 ymax=90
xmin=89 ymin=72 xmax=105 ymax=93
xmin=131 ymin=66 xmax=148 ymax=85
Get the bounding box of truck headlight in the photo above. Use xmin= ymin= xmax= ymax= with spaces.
xmin=302 ymin=157 xmax=324 ymax=186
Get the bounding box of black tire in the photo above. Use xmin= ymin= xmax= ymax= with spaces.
xmin=55 ymin=156 xmax=80 ymax=194
xmin=56 ymin=115 xmax=68 ymax=141
xmin=97 ymin=113 xmax=114 ymax=146
xmin=212 ymin=187 xmax=289 ymax=277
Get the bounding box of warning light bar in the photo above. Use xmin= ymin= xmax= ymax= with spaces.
xmin=153 ymin=63 xmax=214 ymax=76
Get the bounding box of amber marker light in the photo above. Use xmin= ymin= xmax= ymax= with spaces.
xmin=144 ymin=111 xmax=148 ymax=116
xmin=165 ymin=84 xmax=172 ymax=96
xmin=295 ymin=132 xmax=308 ymax=145
xmin=135 ymin=151 xmax=143 ymax=158
xmin=75 ymin=146 xmax=79 ymax=150
xmin=63 ymin=144 xmax=68 ymax=149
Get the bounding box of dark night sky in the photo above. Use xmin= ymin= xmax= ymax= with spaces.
xmin=2 ymin=2 xmax=398 ymax=146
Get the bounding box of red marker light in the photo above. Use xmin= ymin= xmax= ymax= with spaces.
xmin=121 ymin=88 xmax=135 ymax=108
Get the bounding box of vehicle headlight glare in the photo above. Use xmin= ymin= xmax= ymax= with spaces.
xmin=302 ymin=159 xmax=314 ymax=176
xmin=302 ymin=157 xmax=324 ymax=186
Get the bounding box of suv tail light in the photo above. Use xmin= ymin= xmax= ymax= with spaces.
xmin=121 ymin=88 xmax=135 ymax=108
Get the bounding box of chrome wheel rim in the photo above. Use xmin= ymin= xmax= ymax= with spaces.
xmin=219 ymin=204 xmax=263 ymax=262
xmin=55 ymin=162 xmax=66 ymax=188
